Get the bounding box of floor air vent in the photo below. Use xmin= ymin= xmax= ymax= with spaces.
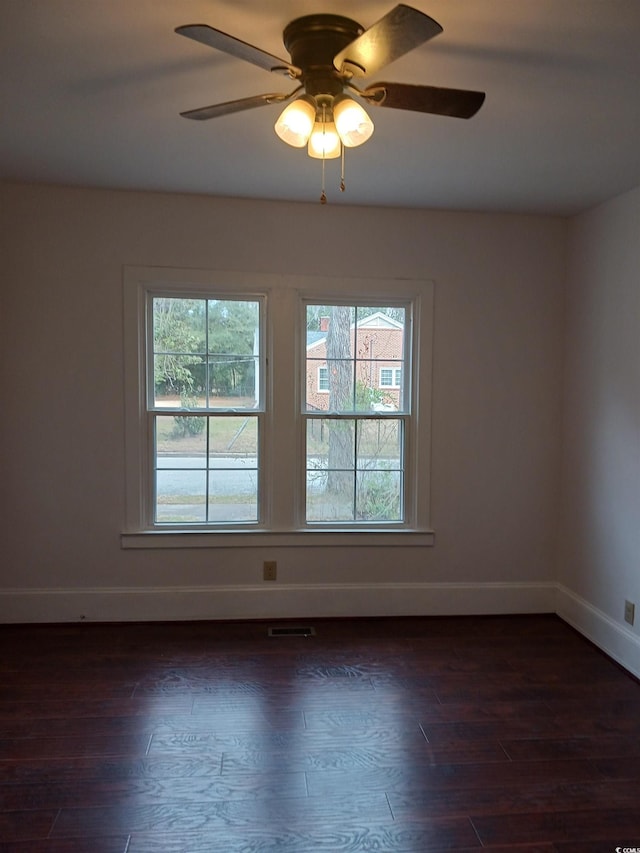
xmin=268 ymin=626 xmax=316 ymax=637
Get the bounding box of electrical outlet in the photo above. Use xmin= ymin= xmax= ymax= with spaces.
xmin=263 ymin=561 xmax=277 ymax=582
xmin=624 ymin=600 xmax=635 ymax=626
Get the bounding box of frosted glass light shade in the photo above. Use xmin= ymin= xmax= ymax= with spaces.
xmin=333 ymin=96 xmax=374 ymax=148
xmin=274 ymin=96 xmax=316 ymax=147
xmin=308 ymin=120 xmax=341 ymax=159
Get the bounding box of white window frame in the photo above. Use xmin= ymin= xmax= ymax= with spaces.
xmin=122 ymin=267 xmax=434 ymax=549
xmin=148 ymin=293 xmax=265 ymax=527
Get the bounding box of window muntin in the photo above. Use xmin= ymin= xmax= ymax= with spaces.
xmin=150 ymin=296 xmax=263 ymax=526
xmin=304 ymin=304 xmax=409 ymax=525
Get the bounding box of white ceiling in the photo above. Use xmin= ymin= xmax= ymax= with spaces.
xmin=2 ymin=1 xmax=639 ymax=214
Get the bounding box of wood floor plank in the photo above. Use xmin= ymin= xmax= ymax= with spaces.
xmin=305 ymin=757 xmax=604 ymax=797
xmin=416 ymin=699 xmax=556 ymax=726
xmin=0 ymin=696 xmax=194 ymax=720
xmin=555 ymin=843 xmax=640 ymax=853
xmin=51 ymin=792 xmax=392 ymax=836
xmin=303 ymin=707 xmax=432 ymax=730
xmin=0 ymin=839 xmax=129 ymax=853
xmin=388 ymin=778 xmax=640 ymax=819
xmin=501 ymin=734 xmax=640 ymax=762
xmin=0 ymin=809 xmax=58 ymax=842
xmin=0 ymin=771 xmax=308 ymax=810
xmin=0 ymin=713 xmax=211 ymax=739
xmin=451 ymin=847 xmax=555 ymax=853
xmin=0 ymin=734 xmax=151 ymax=761
xmin=471 ymin=806 xmax=640 ymax=845
xmin=0 ymin=755 xmax=224 ymax=785
xmin=125 ymin=816 xmax=480 ymax=852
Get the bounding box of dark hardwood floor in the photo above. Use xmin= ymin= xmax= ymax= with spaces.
xmin=1 ymin=614 xmax=639 ymax=852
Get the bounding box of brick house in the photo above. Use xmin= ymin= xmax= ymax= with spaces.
xmin=306 ymin=311 xmax=405 ymax=411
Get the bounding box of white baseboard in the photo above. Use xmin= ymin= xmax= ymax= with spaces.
xmin=3 ymin=582 xmax=636 ymax=679
xmin=556 ymin=584 xmax=640 ymax=680
xmin=0 ymin=581 xmax=556 ymax=625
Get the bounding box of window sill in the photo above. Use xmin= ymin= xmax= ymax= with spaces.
xmin=121 ymin=529 xmax=435 ymax=550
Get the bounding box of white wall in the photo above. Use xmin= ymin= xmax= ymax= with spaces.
xmin=0 ymin=182 xmax=565 ymax=622
xmin=557 ymin=185 xmax=640 ymax=676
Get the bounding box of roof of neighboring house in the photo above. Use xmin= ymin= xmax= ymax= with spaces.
xmin=306 ymin=331 xmax=325 ymax=347
xmin=306 ymin=311 xmax=404 ymax=352
xmin=357 ymin=312 xmax=404 ymax=330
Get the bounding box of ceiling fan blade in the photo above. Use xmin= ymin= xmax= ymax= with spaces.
xmin=180 ymin=91 xmax=296 ymax=121
xmin=363 ymin=82 xmax=485 ymax=118
xmin=175 ymin=24 xmax=300 ymax=77
xmin=333 ymin=4 xmax=442 ymax=78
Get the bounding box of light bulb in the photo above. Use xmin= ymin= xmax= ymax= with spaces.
xmin=274 ymin=96 xmax=316 ymax=148
xmin=333 ymin=95 xmax=374 ymax=148
xmin=307 ymin=120 xmax=341 ymax=159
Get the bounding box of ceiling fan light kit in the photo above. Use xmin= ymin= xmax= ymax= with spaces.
xmin=176 ymin=4 xmax=485 ymax=202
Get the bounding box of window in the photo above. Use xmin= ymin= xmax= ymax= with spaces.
xmin=123 ymin=268 xmax=434 ymax=547
xmin=317 ymin=366 xmax=329 ymax=392
xmin=305 ymin=305 xmax=407 ymax=522
xmin=150 ymin=296 xmax=262 ymax=525
xmin=380 ymin=367 xmax=402 ymax=388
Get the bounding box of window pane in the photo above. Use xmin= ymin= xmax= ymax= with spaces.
xmin=207 ymin=300 xmax=260 ymax=408
xmin=356 ymin=418 xmax=403 ymax=525
xmin=156 ymin=470 xmax=207 ymax=523
xmin=207 ymin=300 xmax=259 ymax=355
xmin=209 ymin=471 xmax=258 ymax=522
xmin=307 ymin=470 xmax=355 ymax=522
xmin=209 ymin=415 xmax=257 ymax=457
xmin=307 ymin=418 xmax=355 ymax=469
xmin=356 ymin=470 xmax=402 ymax=521
xmin=354 ymin=305 xmax=406 ymax=412
xmin=152 ymin=298 xmax=206 ymax=407
xmin=208 ymin=355 xmax=258 ymax=408
xmin=153 ymin=298 xmax=206 ymax=352
xmin=208 ymin=416 xmax=259 ymax=521
xmin=356 ymin=418 xmax=402 ymax=466
xmin=156 ymin=413 xmax=207 ymax=463
xmin=306 ymin=418 xmax=356 ymax=521
xmin=153 ymin=355 xmax=205 ymax=408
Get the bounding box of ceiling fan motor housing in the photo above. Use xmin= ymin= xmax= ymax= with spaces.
xmin=283 ymin=14 xmax=364 ymax=96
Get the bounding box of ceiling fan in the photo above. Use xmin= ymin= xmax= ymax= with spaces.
xmin=175 ymin=4 xmax=485 ymax=199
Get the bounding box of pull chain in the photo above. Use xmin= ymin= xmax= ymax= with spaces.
xmin=320 ymin=155 xmax=327 ymax=204
xmin=320 ymin=103 xmax=328 ymax=203
xmin=340 ymin=145 xmax=346 ymax=192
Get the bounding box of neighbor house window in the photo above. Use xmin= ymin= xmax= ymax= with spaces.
xmin=317 ymin=366 xmax=329 ymax=392
xmin=379 ymin=367 xmax=402 ymax=388
xmin=123 ymin=268 xmax=434 ymax=546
